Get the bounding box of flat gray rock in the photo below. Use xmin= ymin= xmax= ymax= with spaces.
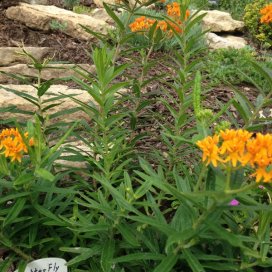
xmin=6 ymin=3 xmax=111 ymax=41
xmin=0 ymin=64 xmax=95 ymax=83
xmin=0 ymin=47 xmax=51 ymax=66
xmin=206 ymin=33 xmax=247 ymax=49
xmin=0 ymin=84 xmax=93 ymax=122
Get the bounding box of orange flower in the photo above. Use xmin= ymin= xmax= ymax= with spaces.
xmin=157 ymin=20 xmax=168 ymax=32
xmin=219 ymin=129 xmax=252 ymax=167
xmin=245 ymin=133 xmax=272 ymax=167
xmin=196 ymin=135 xmax=221 ymax=167
xmin=260 ymin=4 xmax=272 ymax=24
xmin=167 ymin=2 xmax=190 ymax=19
xmin=0 ymin=128 xmax=33 ymax=162
xmin=167 ymin=2 xmax=181 ymax=17
xmin=253 ymin=167 xmax=272 ymax=183
xmin=129 ymin=16 xmax=156 ymax=32
xmin=197 ymin=129 xmax=272 ymax=183
xmin=129 ymin=4 xmax=189 ymax=35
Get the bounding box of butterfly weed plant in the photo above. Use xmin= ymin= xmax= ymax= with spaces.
xmin=0 ymin=0 xmax=272 ymax=271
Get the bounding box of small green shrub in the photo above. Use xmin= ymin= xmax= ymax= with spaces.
xmin=73 ymin=4 xmax=93 ymax=15
xmin=189 ymin=0 xmax=209 ymax=9
xmin=244 ymin=0 xmax=272 ymax=48
xmin=49 ymin=20 xmax=67 ymax=32
xmin=204 ymin=47 xmax=272 ymax=90
xmin=218 ymin=0 xmax=252 ymax=19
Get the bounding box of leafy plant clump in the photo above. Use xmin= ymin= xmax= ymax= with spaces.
xmin=204 ymin=47 xmax=272 ymax=90
xmin=73 ymin=4 xmax=93 ymax=15
xmin=0 ymin=0 xmax=272 ymax=271
xmin=244 ymin=0 xmax=272 ymax=48
xmin=218 ymin=0 xmax=252 ymax=19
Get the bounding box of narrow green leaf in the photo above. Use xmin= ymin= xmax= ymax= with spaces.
xmin=103 ymin=3 xmax=125 ymax=30
xmin=35 ymin=168 xmax=55 ymax=182
xmin=101 ymin=239 xmax=115 ymax=272
xmin=4 ymin=197 xmax=26 ymax=226
xmin=183 ymin=249 xmax=205 ymax=272
xmin=153 ymin=254 xmax=178 ymax=272
xmin=117 ymin=223 xmax=140 ymax=247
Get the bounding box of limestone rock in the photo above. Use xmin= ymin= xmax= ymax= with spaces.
xmin=90 ymin=8 xmax=113 ymax=24
xmin=0 ymin=84 xmax=93 ymax=122
xmin=198 ymin=10 xmax=244 ymax=33
xmin=0 ymin=64 xmax=95 ymax=83
xmin=0 ymin=47 xmax=51 ymax=66
xmin=206 ymin=33 xmax=247 ymax=50
xmin=5 ymin=3 xmax=111 ymax=41
xmin=93 ymin=0 xmax=117 ymax=8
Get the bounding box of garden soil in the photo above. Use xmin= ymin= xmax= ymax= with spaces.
xmin=0 ymin=1 xmax=93 ymax=63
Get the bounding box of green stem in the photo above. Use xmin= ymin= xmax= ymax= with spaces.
xmin=0 ymin=232 xmax=33 ymax=262
xmin=225 ymin=165 xmax=232 ymax=191
xmin=225 ymin=182 xmax=257 ymax=195
xmin=194 ymin=165 xmax=207 ymax=192
xmin=192 ymin=201 xmax=217 ymax=230
xmin=112 ymin=1 xmax=138 ymax=63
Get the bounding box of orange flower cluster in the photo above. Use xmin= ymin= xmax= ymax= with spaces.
xmin=167 ymin=2 xmax=181 ymax=17
xmin=197 ymin=129 xmax=272 ymax=183
xmin=129 ymin=16 xmax=157 ymax=32
xmin=129 ymin=2 xmax=190 ymax=35
xmin=260 ymin=4 xmax=272 ymax=24
xmin=0 ymin=128 xmax=34 ymax=162
xmin=166 ymin=2 xmax=190 ymax=19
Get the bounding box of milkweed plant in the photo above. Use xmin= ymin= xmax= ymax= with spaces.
xmin=0 ymin=0 xmax=272 ymax=271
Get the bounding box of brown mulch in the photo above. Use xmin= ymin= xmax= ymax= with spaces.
xmin=0 ymin=2 xmax=94 ymax=64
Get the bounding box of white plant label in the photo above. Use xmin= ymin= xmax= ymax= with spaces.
xmin=15 ymin=258 xmax=67 ymax=272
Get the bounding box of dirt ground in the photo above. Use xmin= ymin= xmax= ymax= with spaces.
xmin=0 ymin=0 xmax=95 ymax=63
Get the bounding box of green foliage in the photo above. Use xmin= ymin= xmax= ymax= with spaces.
xmin=119 ymin=5 xmax=205 ymax=51
xmin=244 ymin=0 xmax=272 ymax=48
xmin=73 ymin=4 xmax=93 ymax=15
xmin=218 ymin=0 xmax=253 ymax=19
xmin=189 ymin=0 xmax=209 ymax=9
xmin=0 ymin=116 xmax=78 ymax=270
xmin=49 ymin=20 xmax=67 ymax=32
xmin=204 ymin=47 xmax=272 ymax=90
xmin=0 ymin=1 xmax=272 ymax=271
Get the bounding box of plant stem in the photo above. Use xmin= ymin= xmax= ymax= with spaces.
xmin=225 ymin=182 xmax=257 ymax=194
xmin=225 ymin=165 xmax=232 ymax=191
xmin=194 ymin=165 xmax=207 ymax=192
xmin=0 ymin=232 xmax=33 ymax=262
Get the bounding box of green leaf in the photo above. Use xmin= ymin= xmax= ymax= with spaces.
xmin=35 ymin=168 xmax=55 ymax=182
xmin=249 ymin=60 xmax=272 ymax=92
xmin=13 ymin=173 xmax=33 ymax=187
xmin=64 ymin=245 xmax=102 ymax=266
xmin=103 ymin=3 xmax=125 ymax=30
xmin=80 ymin=24 xmax=108 ymax=44
xmin=153 ymin=254 xmax=178 ymax=272
xmin=117 ymin=223 xmax=140 ymax=247
xmin=34 ymin=204 xmax=66 ymax=226
xmin=183 ymin=249 xmax=205 ymax=272
xmin=134 ymin=178 xmax=153 ymax=199
xmin=37 ymin=80 xmax=54 ymax=97
xmin=101 ymin=239 xmax=115 ymax=272
xmin=4 ymin=197 xmax=26 ymax=226
xmin=114 ymin=253 xmax=164 ymax=263
xmin=41 ymin=122 xmax=77 ymax=163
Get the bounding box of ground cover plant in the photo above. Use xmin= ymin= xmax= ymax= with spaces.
xmin=0 ymin=0 xmax=272 ymax=271
xmin=244 ymin=0 xmax=272 ymax=48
